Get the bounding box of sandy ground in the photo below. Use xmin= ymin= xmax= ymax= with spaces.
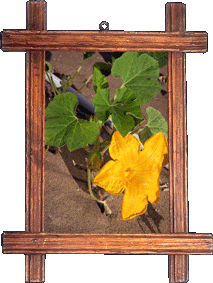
xmin=44 ymin=51 xmax=170 ymax=233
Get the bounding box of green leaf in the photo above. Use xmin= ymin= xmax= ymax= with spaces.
xmin=116 ymin=88 xmax=136 ymax=103
xmin=45 ymin=62 xmax=52 ymax=73
xmin=93 ymin=67 xmax=109 ymax=92
xmin=83 ymin=51 xmax=96 ymax=60
xmin=111 ymin=52 xmax=161 ymax=105
xmin=93 ymin=87 xmax=143 ymax=136
xmin=122 ymin=100 xmax=143 ymax=120
xmin=139 ymin=107 xmax=168 ymax=144
xmin=111 ymin=108 xmax=134 ymax=136
xmin=93 ymin=89 xmax=111 ymax=122
xmin=115 ymin=89 xmax=142 ymax=119
xmin=45 ymin=92 xmax=100 ymax=152
xmin=111 ymin=101 xmax=143 ymax=136
xmin=139 ymin=52 xmax=167 ymax=68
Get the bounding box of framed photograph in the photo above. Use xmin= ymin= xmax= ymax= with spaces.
xmin=0 ymin=1 xmax=212 ymax=282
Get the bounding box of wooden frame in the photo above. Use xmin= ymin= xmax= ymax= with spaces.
xmin=0 ymin=1 xmax=212 ymax=282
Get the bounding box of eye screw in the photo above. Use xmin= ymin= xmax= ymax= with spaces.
xmin=99 ymin=21 xmax=109 ymax=31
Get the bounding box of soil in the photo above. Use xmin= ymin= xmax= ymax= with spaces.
xmin=44 ymin=51 xmax=169 ymax=233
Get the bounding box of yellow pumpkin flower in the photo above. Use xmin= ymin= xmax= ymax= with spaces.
xmin=94 ymin=131 xmax=168 ymax=220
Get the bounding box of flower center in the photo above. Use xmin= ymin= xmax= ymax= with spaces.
xmin=124 ymin=167 xmax=133 ymax=178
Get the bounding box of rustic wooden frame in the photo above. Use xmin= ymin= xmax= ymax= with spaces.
xmin=0 ymin=1 xmax=212 ymax=283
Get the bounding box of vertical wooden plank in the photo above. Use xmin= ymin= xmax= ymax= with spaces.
xmin=25 ymin=1 xmax=46 ymax=282
xmin=166 ymin=3 xmax=189 ymax=283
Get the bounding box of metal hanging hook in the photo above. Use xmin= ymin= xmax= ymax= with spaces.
xmin=99 ymin=22 xmax=109 ymax=31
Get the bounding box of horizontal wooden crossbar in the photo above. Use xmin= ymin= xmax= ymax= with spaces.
xmin=2 ymin=232 xmax=213 ymax=255
xmin=1 ymin=30 xmax=208 ymax=52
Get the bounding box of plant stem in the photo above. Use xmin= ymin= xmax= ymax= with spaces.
xmin=110 ymin=94 xmax=117 ymax=104
xmin=46 ymin=72 xmax=59 ymax=96
xmin=130 ymin=124 xmax=145 ymax=135
xmin=87 ymin=167 xmax=112 ymax=215
xmin=75 ymin=74 xmax=93 ymax=96
xmin=101 ymin=144 xmax=110 ymax=155
xmin=68 ymin=59 xmax=85 ymax=87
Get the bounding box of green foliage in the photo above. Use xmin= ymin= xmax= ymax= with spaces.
xmin=110 ymin=52 xmax=167 ymax=67
xmin=93 ymin=87 xmax=143 ymax=136
xmin=139 ymin=52 xmax=167 ymax=68
xmin=111 ymin=52 xmax=162 ymax=104
xmin=93 ymin=89 xmax=111 ymax=122
xmin=93 ymin=68 xmax=109 ymax=92
xmin=111 ymin=97 xmax=143 ymax=136
xmin=45 ymin=92 xmax=99 ymax=152
xmin=46 ymin=52 xmax=167 ymax=149
xmin=139 ymin=107 xmax=168 ymax=144
xmin=116 ymin=87 xmax=136 ymax=102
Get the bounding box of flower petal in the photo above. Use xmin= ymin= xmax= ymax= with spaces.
xmin=140 ymin=172 xmax=161 ymax=204
xmin=94 ymin=160 xmax=125 ymax=195
xmin=121 ymin=180 xmax=148 ymax=220
xmin=109 ymin=131 xmax=141 ymax=161
xmin=138 ymin=132 xmax=168 ymax=170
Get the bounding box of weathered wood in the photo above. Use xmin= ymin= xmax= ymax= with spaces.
xmin=25 ymin=1 xmax=46 ymax=282
xmin=166 ymin=3 xmax=189 ymax=283
xmin=2 ymin=232 xmax=213 ymax=255
xmin=1 ymin=30 xmax=207 ymax=52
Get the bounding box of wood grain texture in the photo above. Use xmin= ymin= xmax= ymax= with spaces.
xmin=25 ymin=1 xmax=46 ymax=282
xmin=1 ymin=30 xmax=207 ymax=52
xmin=166 ymin=3 xmax=189 ymax=283
xmin=3 ymin=233 xmax=213 ymax=255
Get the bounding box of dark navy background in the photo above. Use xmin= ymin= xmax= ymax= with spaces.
xmin=0 ymin=0 xmax=213 ymax=283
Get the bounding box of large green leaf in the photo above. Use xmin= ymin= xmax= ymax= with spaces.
xmin=93 ymin=88 xmax=143 ymax=136
xmin=111 ymin=98 xmax=143 ymax=136
xmin=139 ymin=107 xmax=168 ymax=143
xmin=111 ymin=108 xmax=134 ymax=136
xmin=45 ymin=92 xmax=100 ymax=152
xmin=114 ymin=88 xmax=142 ymax=120
xmin=111 ymin=52 xmax=161 ymax=104
xmin=116 ymin=87 xmax=136 ymax=103
xmin=111 ymin=52 xmax=167 ymax=67
xmin=140 ymin=52 xmax=167 ymax=68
